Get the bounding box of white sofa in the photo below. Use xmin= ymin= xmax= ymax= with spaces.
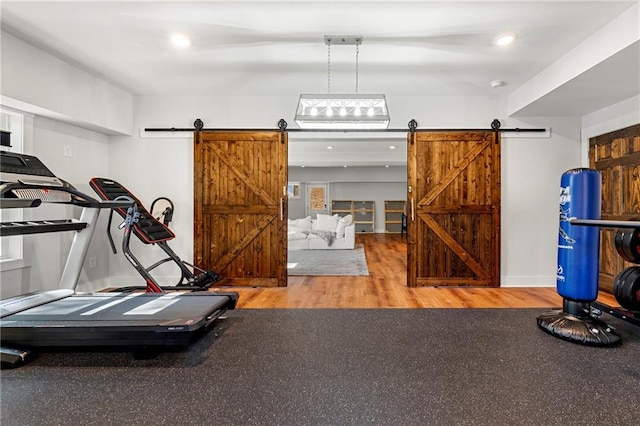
xmin=288 ymin=214 xmax=356 ymax=250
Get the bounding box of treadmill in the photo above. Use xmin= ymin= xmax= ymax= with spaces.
xmin=0 ymin=151 xmax=238 ymax=368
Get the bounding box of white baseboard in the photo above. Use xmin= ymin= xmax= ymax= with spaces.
xmin=81 ymin=274 xmax=556 ymax=290
xmin=76 ymin=277 xmax=114 ymax=293
xmin=501 ymin=275 xmax=555 ymax=288
xmin=78 ymin=274 xmax=181 ymax=292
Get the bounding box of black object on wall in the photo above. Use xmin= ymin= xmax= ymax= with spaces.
xmin=0 ymin=131 xmax=10 ymax=147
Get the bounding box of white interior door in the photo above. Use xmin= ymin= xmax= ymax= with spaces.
xmin=306 ymin=183 xmax=328 ymax=218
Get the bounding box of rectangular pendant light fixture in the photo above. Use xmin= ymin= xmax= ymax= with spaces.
xmin=294 ymin=94 xmax=390 ymax=129
xmin=294 ymin=35 xmax=390 ymax=130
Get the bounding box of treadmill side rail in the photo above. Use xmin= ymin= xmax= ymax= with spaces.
xmin=211 ymin=291 xmax=239 ymax=309
xmin=0 ymin=219 xmax=88 ymax=237
xmin=0 ymin=289 xmax=74 ymax=318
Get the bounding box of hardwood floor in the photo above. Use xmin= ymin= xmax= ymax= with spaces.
xmin=213 ymin=233 xmax=618 ymax=309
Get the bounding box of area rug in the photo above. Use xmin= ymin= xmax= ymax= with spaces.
xmin=287 ymin=243 xmax=369 ymax=276
xmin=2 ymin=309 xmax=638 ymax=425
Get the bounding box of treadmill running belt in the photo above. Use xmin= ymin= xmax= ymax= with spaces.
xmin=0 ymin=293 xmax=235 ymax=347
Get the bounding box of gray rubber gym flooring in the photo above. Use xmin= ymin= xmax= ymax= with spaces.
xmin=1 ymin=308 xmax=639 ymax=425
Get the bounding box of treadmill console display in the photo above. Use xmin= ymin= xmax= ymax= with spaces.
xmin=0 ymin=151 xmax=62 ymax=186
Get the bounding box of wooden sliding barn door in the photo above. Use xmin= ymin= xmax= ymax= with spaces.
xmin=194 ymin=131 xmax=288 ymax=287
xmin=407 ymin=131 xmax=500 ymax=287
xmin=589 ymin=123 xmax=640 ymax=293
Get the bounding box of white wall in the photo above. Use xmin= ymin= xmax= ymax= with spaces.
xmin=1 ymin=31 xmax=133 ymax=136
xmin=1 ymin=34 xmax=597 ymax=291
xmin=1 ymin=116 xmax=111 ymax=297
xmin=31 ymin=118 xmax=111 ymax=293
xmin=500 ymin=117 xmax=582 ymax=287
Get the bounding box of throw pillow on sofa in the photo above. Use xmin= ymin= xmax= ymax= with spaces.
xmin=288 ymin=216 xmax=312 ymax=234
xmin=336 ymin=214 xmax=353 ymax=238
xmin=316 ymin=213 xmax=340 ymax=233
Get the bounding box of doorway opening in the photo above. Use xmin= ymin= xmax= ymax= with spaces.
xmin=287 ymin=133 xmax=408 ymax=277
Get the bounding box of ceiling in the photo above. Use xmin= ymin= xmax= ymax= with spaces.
xmin=1 ymin=1 xmax=639 ymax=167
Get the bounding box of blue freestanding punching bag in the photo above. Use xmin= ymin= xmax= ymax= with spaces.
xmin=556 ymin=168 xmax=601 ymax=302
xmin=537 ymin=168 xmax=621 ymax=346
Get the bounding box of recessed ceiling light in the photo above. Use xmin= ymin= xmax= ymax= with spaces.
xmin=327 ymin=146 xmax=334 ymax=150
xmin=489 ymin=80 xmax=507 ymax=88
xmin=494 ymin=32 xmax=518 ymax=46
xmin=343 ymin=165 xmax=348 ymax=168
xmin=170 ymin=33 xmax=191 ymax=48
xmin=385 ymin=165 xmax=390 ymax=168
xmin=389 ymin=145 xmax=396 ymax=150
xmin=300 ymin=165 xmax=305 ymax=168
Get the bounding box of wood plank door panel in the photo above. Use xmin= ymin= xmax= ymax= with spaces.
xmin=407 ymin=131 xmax=500 ymax=287
xmin=589 ymin=124 xmax=640 ymax=293
xmin=194 ymin=131 xmax=288 ymax=287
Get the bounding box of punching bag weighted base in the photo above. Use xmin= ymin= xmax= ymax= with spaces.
xmin=537 ymin=300 xmax=621 ymax=346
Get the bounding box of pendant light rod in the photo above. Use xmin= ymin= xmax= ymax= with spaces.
xmin=327 ymin=40 xmax=331 ymax=93
xmin=355 ymin=43 xmax=359 ymax=94
xmin=323 ymin=35 xmax=363 ymax=46
xmin=324 ymin=35 xmax=364 ymax=94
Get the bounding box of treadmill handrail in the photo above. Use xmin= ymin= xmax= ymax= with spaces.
xmin=0 ymin=219 xmax=88 ymax=237
xmin=0 ymin=198 xmax=42 ymax=209
xmin=0 ymin=181 xmax=133 ymax=209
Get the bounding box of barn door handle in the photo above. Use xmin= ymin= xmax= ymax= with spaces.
xmin=410 ymin=198 xmax=415 ymax=221
xmin=280 ymin=197 xmax=284 ymax=221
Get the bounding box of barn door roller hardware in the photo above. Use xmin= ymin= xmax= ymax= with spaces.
xmin=144 ymin=118 xmax=546 ymax=134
